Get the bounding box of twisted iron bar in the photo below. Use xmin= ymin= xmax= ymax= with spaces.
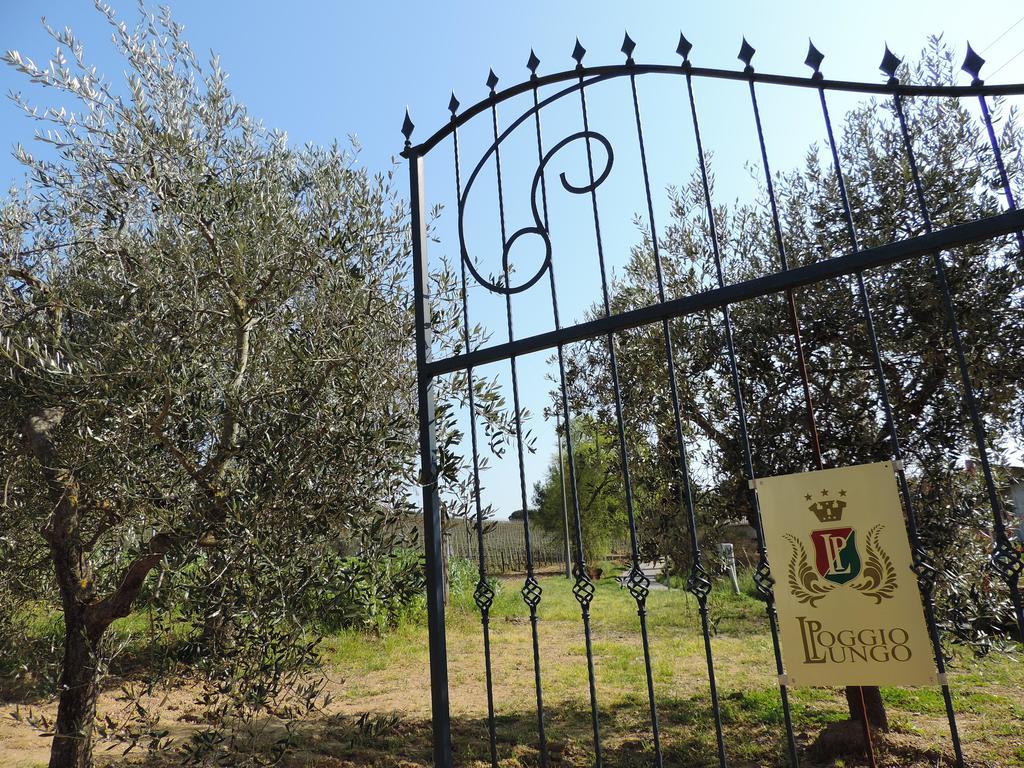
xmin=572 ymin=33 xmax=666 ymax=767
xmin=525 ymin=52 xmax=608 ymax=768
xmin=741 ymin=37 xmax=816 ymax=766
xmin=678 ymin=39 xmax=801 ymax=767
xmin=450 ymin=91 xmax=499 ymax=768
xmin=808 ymin=41 xmax=964 ymax=766
xmin=887 ymin=55 xmax=1024 ymax=640
xmin=624 ymin=31 xmax=727 ymax=767
xmin=485 ymin=68 xmax=552 ymax=767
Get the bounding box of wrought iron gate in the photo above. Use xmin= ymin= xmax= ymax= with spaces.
xmin=403 ymin=34 xmax=1024 ymax=767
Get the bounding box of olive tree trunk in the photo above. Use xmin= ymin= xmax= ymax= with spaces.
xmin=48 ymin=612 xmax=102 ymax=768
xmin=847 ymin=685 xmax=888 ymax=730
xmin=23 ymin=409 xmax=172 ymax=768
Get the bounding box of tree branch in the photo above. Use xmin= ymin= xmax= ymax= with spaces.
xmin=198 ymin=303 xmax=252 ymax=485
xmin=86 ymin=532 xmax=174 ymax=631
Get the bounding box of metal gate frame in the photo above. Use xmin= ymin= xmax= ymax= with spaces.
xmin=403 ymin=35 xmax=1024 ymax=768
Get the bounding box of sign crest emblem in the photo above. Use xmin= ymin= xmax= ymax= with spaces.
xmin=784 ymin=489 xmax=897 ymax=606
xmin=810 ymin=527 xmax=860 ymax=584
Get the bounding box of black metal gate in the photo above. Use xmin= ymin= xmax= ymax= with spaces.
xmin=403 ymin=34 xmax=1024 ymax=767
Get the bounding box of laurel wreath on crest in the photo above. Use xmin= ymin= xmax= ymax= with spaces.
xmin=784 ymin=533 xmax=833 ymax=607
xmin=784 ymin=524 xmax=898 ymax=606
xmin=854 ymin=524 xmax=899 ymax=603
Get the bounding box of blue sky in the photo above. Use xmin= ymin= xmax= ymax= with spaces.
xmin=3 ymin=2 xmax=1023 ymax=182
xmin=2 ymin=1 xmax=1023 ymax=520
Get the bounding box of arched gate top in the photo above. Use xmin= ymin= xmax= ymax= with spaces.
xmin=401 ymin=36 xmax=1024 ymax=157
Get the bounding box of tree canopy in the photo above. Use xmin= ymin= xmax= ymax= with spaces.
xmin=561 ymin=38 xmax=1024 ymax=643
xmin=0 ymin=6 xmax=503 ymax=765
xmin=532 ymin=417 xmax=629 ymax=564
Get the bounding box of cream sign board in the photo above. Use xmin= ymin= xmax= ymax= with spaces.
xmin=753 ymin=461 xmax=938 ymax=687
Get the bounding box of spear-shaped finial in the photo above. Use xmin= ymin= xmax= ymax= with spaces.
xmin=572 ymin=38 xmax=586 ymax=68
xmin=527 ymin=48 xmax=540 ymax=77
xmin=880 ymin=45 xmax=901 ymax=83
xmin=448 ymin=92 xmax=460 ymax=117
xmin=805 ymin=39 xmax=824 ymax=77
xmin=962 ymin=43 xmax=985 ymax=85
xmin=621 ymin=31 xmax=636 ymax=65
xmin=486 ymin=68 xmax=499 ymax=93
xmin=738 ymin=37 xmax=756 ymax=72
xmin=401 ymin=108 xmax=414 ymax=148
xmin=676 ymin=32 xmax=693 ymax=62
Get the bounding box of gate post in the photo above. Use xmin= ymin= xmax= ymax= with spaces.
xmin=408 ymin=147 xmax=453 ymax=767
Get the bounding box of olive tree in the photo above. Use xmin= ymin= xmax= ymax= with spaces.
xmin=0 ymin=5 xmax=505 ymax=766
xmin=565 ymin=39 xmax=1023 ymax=731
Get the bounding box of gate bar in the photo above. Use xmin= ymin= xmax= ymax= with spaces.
xmin=627 ymin=34 xmax=728 ymax=766
xmin=567 ymin=41 xmax=608 ymax=766
xmin=962 ymin=45 xmax=1024 ymax=255
xmin=530 ymin=46 xmax=603 ymax=768
xmin=890 ymin=71 xmax=1024 ymax=639
xmin=451 ymin=87 xmax=500 ymax=768
xmin=811 ymin=46 xmax=964 ymax=766
xmin=425 ymin=208 xmax=1024 ymax=378
xmin=580 ymin=36 xmax=664 ymax=767
xmin=486 ymin=71 xmax=550 ymax=766
xmin=406 ymin=142 xmax=453 ymax=767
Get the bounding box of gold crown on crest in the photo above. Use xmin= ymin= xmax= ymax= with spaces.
xmin=808 ymin=495 xmax=846 ymax=523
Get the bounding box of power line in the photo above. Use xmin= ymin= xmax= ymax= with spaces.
xmin=989 ymin=44 xmax=1024 ymax=79
xmin=981 ymin=13 xmax=1024 ymax=53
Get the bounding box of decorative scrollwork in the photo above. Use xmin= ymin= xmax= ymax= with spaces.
xmin=910 ymin=544 xmax=938 ymax=594
xmin=474 ymin=578 xmax=495 ymax=612
xmin=849 ymin=524 xmax=898 ymax=604
xmin=753 ymin=554 xmax=776 ymax=601
xmin=784 ymin=534 xmax=833 ymax=607
xmin=458 ymin=130 xmax=614 ymax=295
xmin=571 ymin=563 xmax=596 ymax=609
xmin=686 ymin=561 xmax=712 ymax=603
xmin=624 ymin=564 xmax=650 ymax=604
xmin=991 ymin=534 xmax=1024 ymax=583
xmin=521 ymin=575 xmax=542 ymax=609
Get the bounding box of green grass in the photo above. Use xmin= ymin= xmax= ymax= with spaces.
xmin=4 ymin=569 xmax=1023 ymax=767
xmin=313 ymin=568 xmax=1024 ymax=767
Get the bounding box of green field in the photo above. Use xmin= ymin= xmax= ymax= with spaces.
xmin=311 ymin=569 xmax=1024 ymax=767
xmin=3 ymin=568 xmax=1022 ymax=767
